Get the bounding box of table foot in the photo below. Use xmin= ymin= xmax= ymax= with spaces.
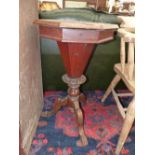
xmin=76 ymin=135 xmax=88 ymax=147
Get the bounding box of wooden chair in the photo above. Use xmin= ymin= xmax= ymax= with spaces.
xmin=101 ymin=28 xmax=135 ymax=155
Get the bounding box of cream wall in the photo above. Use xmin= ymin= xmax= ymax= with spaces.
xmin=19 ymin=0 xmax=43 ymax=154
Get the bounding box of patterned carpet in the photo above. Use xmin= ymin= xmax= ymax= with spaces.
xmin=29 ymin=90 xmax=135 ymax=155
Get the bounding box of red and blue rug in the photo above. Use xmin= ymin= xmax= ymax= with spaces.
xmin=29 ymin=90 xmax=135 ymax=155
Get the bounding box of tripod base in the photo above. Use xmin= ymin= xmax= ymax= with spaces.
xmin=41 ymin=74 xmax=88 ymax=146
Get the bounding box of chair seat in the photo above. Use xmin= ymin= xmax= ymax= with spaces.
xmin=114 ymin=63 xmax=135 ymax=93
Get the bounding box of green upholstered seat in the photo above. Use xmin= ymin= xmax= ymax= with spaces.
xmin=39 ymin=8 xmax=121 ymax=25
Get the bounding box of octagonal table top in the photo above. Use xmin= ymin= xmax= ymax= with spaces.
xmin=34 ymin=19 xmax=119 ymax=43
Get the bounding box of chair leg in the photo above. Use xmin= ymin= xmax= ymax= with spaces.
xmin=101 ymin=74 xmax=121 ymax=103
xmin=115 ymin=97 xmax=135 ymax=155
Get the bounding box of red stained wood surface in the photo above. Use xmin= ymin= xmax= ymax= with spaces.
xmin=39 ymin=26 xmax=115 ymax=43
xmin=35 ymin=19 xmax=117 ymax=78
xmin=57 ymin=42 xmax=95 ymax=77
xmin=40 ymin=26 xmax=62 ymax=40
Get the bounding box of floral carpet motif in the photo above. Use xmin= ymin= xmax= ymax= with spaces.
xmin=29 ymin=90 xmax=135 ymax=155
xmin=55 ymin=103 xmax=123 ymax=141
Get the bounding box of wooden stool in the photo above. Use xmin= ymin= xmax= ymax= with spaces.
xmin=101 ymin=28 xmax=135 ymax=154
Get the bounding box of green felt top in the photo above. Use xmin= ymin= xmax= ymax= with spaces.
xmin=39 ymin=8 xmax=121 ymax=25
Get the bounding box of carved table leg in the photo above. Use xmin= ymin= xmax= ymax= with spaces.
xmin=41 ymin=97 xmax=69 ymax=117
xmin=79 ymin=93 xmax=87 ymax=106
xmin=72 ymin=99 xmax=88 ymax=146
xmin=41 ymin=74 xmax=88 ymax=146
xmin=63 ymin=74 xmax=88 ymax=146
